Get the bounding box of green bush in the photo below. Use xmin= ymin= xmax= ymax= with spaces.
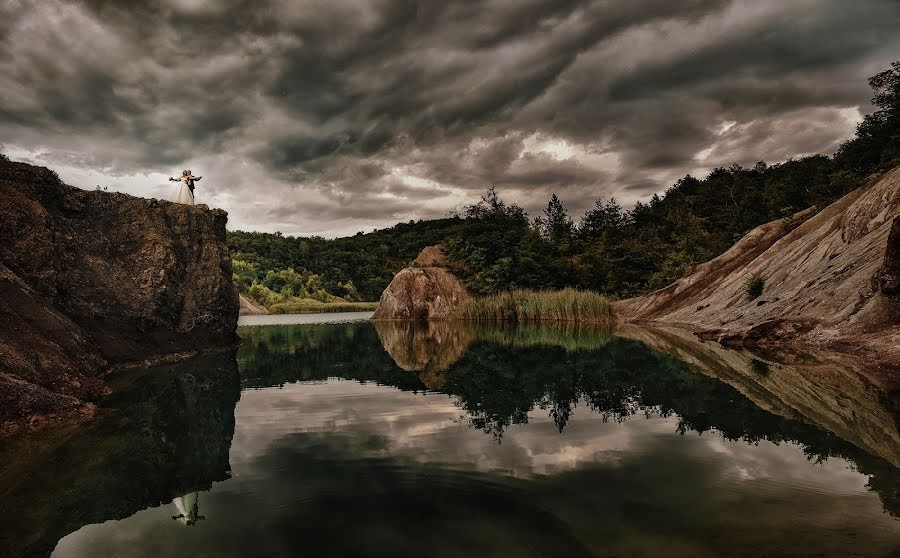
xmin=744 ymin=272 xmax=765 ymax=300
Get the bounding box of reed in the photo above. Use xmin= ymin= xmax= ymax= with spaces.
xmin=453 ymin=288 xmax=614 ymax=323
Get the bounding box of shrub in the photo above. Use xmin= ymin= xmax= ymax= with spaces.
xmin=751 ymin=359 xmax=770 ymax=376
xmin=743 ymin=271 xmax=765 ymax=300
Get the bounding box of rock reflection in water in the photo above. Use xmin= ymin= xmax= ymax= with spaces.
xmin=617 ymin=325 xmax=900 ymax=469
xmin=372 ymin=320 xmax=474 ymax=389
xmin=0 ymin=351 xmax=240 ymax=557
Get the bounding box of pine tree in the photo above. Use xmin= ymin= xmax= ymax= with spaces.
xmin=537 ymin=194 xmax=574 ymax=247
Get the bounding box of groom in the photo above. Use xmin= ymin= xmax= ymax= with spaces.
xmin=169 ymin=169 xmax=202 ymax=195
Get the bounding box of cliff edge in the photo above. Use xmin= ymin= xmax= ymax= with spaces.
xmin=0 ymin=157 xmax=239 ymax=434
xmin=615 ymin=166 xmax=900 ymax=365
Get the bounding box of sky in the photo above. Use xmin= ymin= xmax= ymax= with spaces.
xmin=2 ymin=0 xmax=899 ymax=238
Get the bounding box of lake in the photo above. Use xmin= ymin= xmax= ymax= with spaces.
xmin=2 ymin=315 xmax=898 ymax=557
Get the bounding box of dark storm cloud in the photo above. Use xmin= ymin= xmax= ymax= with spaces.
xmin=1 ymin=0 xmax=899 ymax=235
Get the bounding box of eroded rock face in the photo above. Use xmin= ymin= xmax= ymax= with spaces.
xmin=615 ymin=166 xmax=900 ymax=360
xmin=411 ymin=244 xmax=447 ymax=267
xmin=0 ymin=158 xmax=238 ymax=434
xmin=372 ymin=246 xmax=470 ymax=320
xmin=239 ymin=293 xmax=268 ymax=315
xmin=881 ymin=216 xmax=900 ymax=295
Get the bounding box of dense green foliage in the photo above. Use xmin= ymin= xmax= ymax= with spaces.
xmin=229 ymin=62 xmax=900 ymax=301
xmin=453 ymin=288 xmax=613 ymax=322
xmin=229 ymin=218 xmax=467 ymax=301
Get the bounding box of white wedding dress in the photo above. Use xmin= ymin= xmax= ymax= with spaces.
xmin=171 ymin=178 xmax=195 ymax=205
xmin=172 ymin=492 xmax=202 ymax=525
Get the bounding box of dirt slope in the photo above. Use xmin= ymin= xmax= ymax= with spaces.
xmin=615 ymin=167 xmax=900 ymax=362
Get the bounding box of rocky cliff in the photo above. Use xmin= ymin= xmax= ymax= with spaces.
xmin=0 ymin=157 xmax=239 ymax=434
xmin=615 ymin=166 xmax=900 ymax=364
xmin=372 ymin=245 xmax=470 ymax=320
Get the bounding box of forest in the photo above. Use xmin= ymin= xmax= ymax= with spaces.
xmin=229 ymin=61 xmax=900 ymax=304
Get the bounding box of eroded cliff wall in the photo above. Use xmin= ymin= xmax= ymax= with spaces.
xmin=615 ymin=166 xmax=900 ymax=361
xmin=0 ymin=158 xmax=238 ymax=433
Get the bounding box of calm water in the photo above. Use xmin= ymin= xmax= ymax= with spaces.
xmin=2 ymin=316 xmax=898 ymax=557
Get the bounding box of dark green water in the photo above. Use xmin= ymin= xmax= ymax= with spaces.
xmin=3 ymin=315 xmax=898 ymax=557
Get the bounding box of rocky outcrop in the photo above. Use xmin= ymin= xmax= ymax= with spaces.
xmin=881 ymin=216 xmax=900 ymax=295
xmin=239 ymin=293 xmax=268 ymax=315
xmin=615 ymin=167 xmax=900 ymax=362
xmin=372 ymin=246 xmax=470 ymax=320
xmin=411 ymin=244 xmax=448 ymax=267
xmin=0 ymin=157 xmax=239 ymax=434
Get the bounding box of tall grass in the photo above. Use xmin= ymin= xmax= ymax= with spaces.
xmin=453 ymin=288 xmax=614 ymax=323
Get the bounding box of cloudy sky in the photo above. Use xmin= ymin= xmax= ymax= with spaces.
xmin=2 ymin=0 xmax=899 ymax=237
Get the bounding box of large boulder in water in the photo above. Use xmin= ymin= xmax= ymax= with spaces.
xmin=0 ymin=157 xmax=239 ymax=434
xmin=372 ymin=246 xmax=470 ymax=320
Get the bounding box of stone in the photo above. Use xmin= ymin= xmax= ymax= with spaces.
xmin=372 ymin=246 xmax=470 ymax=320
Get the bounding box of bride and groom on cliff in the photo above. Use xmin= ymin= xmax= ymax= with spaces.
xmin=168 ymin=169 xmax=202 ymax=205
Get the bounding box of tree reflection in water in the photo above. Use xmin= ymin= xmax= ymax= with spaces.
xmin=237 ymin=320 xmax=899 ymax=516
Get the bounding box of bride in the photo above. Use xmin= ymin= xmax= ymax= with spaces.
xmin=168 ymin=169 xmax=202 ymax=205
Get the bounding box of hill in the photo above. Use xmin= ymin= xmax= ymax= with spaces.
xmin=230 ymin=61 xmax=900 ymax=306
xmin=616 ymin=167 xmax=900 ymax=366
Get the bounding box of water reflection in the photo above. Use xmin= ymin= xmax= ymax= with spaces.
xmin=6 ymin=319 xmax=900 ymax=557
xmin=0 ymin=350 xmax=239 ymax=557
xmin=172 ymin=492 xmax=205 ymax=526
xmin=238 ymin=320 xmax=900 ymax=517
